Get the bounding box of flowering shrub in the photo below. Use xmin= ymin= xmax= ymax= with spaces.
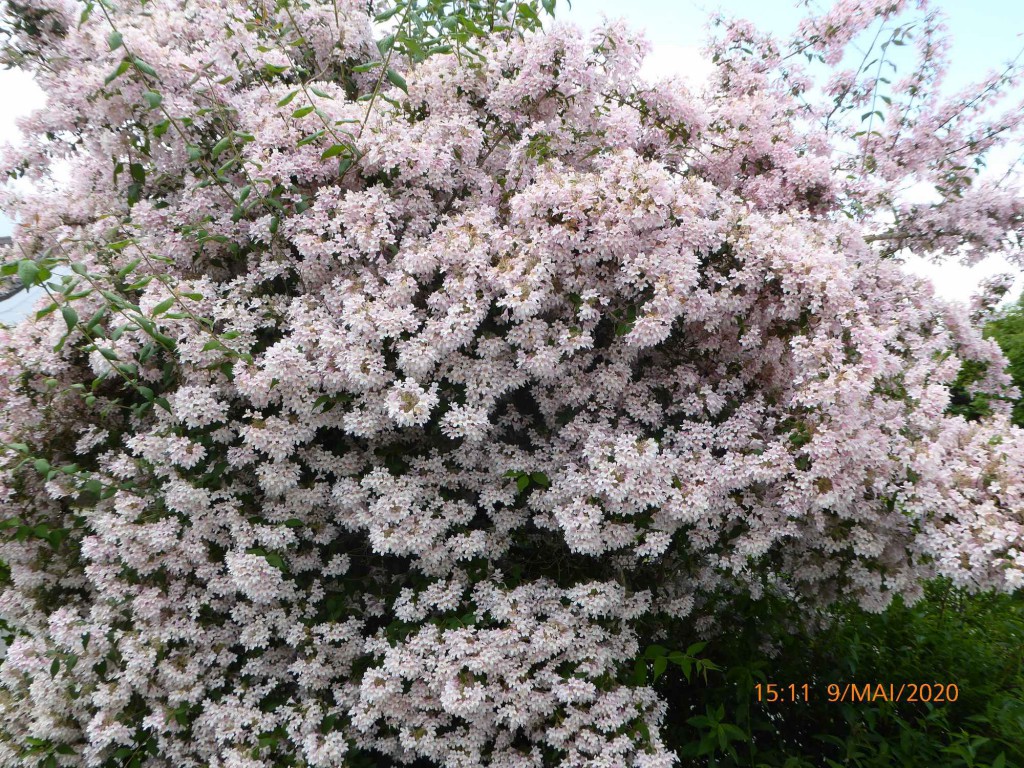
xmin=1 ymin=0 xmax=1024 ymax=765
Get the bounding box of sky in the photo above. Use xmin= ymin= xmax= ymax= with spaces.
xmin=1 ymin=0 xmax=1023 ymax=305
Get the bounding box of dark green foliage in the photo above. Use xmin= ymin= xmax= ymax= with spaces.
xmin=950 ymin=293 xmax=1024 ymax=426
xmin=656 ymin=585 xmax=1024 ymax=767
xmin=947 ymin=357 xmax=995 ymax=422
xmin=986 ymin=294 xmax=1024 ymax=428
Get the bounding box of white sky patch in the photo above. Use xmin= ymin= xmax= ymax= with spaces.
xmin=0 ymin=68 xmax=47 ymax=237
xmin=0 ymin=68 xmax=45 ymax=146
xmin=898 ymin=180 xmax=942 ymax=206
xmin=901 ymin=252 xmax=1021 ymax=305
xmin=639 ymin=43 xmax=711 ymax=85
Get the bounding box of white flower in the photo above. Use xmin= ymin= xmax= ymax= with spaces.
xmin=385 ymin=379 xmax=439 ymax=426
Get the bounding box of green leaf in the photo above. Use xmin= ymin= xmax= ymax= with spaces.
xmin=152 ymin=297 xmax=175 ymax=316
xmin=644 ymin=644 xmax=667 ymax=660
xmin=264 ymin=553 xmax=287 ymax=571
xmin=516 ymin=475 xmax=530 ymax=493
xmin=310 ymin=85 xmax=331 ymax=98
xmin=60 ymin=306 xmax=78 ymax=332
xmin=133 ymin=57 xmax=158 ymax=78
xmin=633 ymin=658 xmax=647 ymax=685
xmin=116 ymin=259 xmax=141 ymax=280
xmin=153 ymin=331 xmax=177 ymax=350
xmin=685 ymin=641 xmax=708 ymax=657
xmin=211 ymin=136 xmax=232 ymax=159
xmin=321 ymin=143 xmax=351 ymax=160
xmin=104 ymin=59 xmax=131 ymax=86
xmin=296 ymin=130 xmax=325 ymax=147
xmin=215 ymin=157 xmax=235 ymax=176
xmin=277 ymin=90 xmax=298 ymax=107
xmin=108 ymin=30 xmax=123 ymax=51
xmin=679 ymin=657 xmax=693 ymax=681
xmin=720 ymin=724 xmax=746 ymax=742
xmin=17 ymin=259 xmax=39 ymax=288
xmin=292 ymin=105 xmax=315 ymax=118
xmin=385 ymin=68 xmax=408 ymax=94
xmin=374 ymin=6 xmax=401 ymax=22
xmin=653 ymin=655 xmax=668 ymax=680
xmin=142 ymin=90 xmax=162 ymax=109
xmin=530 ymin=471 xmax=550 ymax=488
xmin=124 ymin=276 xmax=154 ymax=292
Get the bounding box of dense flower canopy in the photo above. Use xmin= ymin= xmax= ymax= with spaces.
xmin=1 ymin=0 xmax=1023 ymax=765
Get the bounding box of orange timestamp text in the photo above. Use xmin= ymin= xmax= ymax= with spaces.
xmin=754 ymin=682 xmax=959 ymax=703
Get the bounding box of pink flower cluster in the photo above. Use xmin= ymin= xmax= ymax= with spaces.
xmin=0 ymin=0 xmax=1022 ymax=765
